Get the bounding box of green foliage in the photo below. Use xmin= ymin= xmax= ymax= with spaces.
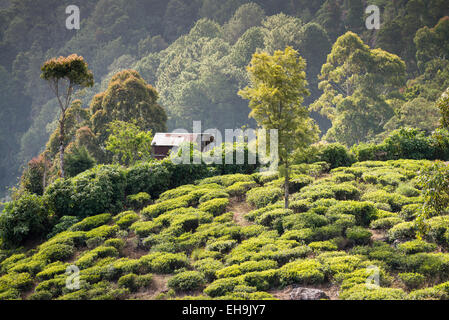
xmin=246 ymin=186 xmax=283 ymax=209
xmin=388 ymin=222 xmax=417 ymax=242
xmin=126 ymin=192 xmax=151 ymax=210
xmin=168 ymin=271 xmax=205 ymax=292
xmin=139 ymin=252 xmax=189 ymax=274
xmin=345 ymin=227 xmax=372 ymax=245
xmin=45 ymin=165 xmax=126 ymax=218
xmin=239 ymin=46 xmax=318 ymax=208
xmin=90 ymin=70 xmax=166 ymax=146
xmin=115 ymin=212 xmax=139 ymax=230
xmin=317 ymin=143 xmax=355 ymax=169
xmin=198 ymin=198 xmax=229 ymax=216
xmin=339 ymin=284 xmax=407 ymax=300
xmin=65 ymin=146 xmax=96 ymax=178
xmin=76 ymin=246 xmax=119 ymax=269
xmin=398 ymin=240 xmax=437 ymax=254
xmin=204 ymin=277 xmax=243 ymax=297
xmin=0 ymin=192 xmax=50 ymax=248
xmin=70 ymin=214 xmax=112 ymax=232
xmin=105 ymin=120 xmax=153 ymax=166
xmin=279 ymin=259 xmax=325 ymax=286
xmin=417 ymin=161 xmax=449 ymax=233
xmin=326 ymin=201 xmax=377 ymax=227
xmin=117 ymin=273 xmax=152 ymax=292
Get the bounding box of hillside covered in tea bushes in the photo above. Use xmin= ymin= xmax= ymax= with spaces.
xmin=2 ymin=159 xmax=449 ymax=300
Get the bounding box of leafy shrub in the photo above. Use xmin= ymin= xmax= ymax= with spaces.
xmin=45 ymin=165 xmax=127 ymax=218
xmin=47 ymin=216 xmax=79 ymax=239
xmin=204 ymin=277 xmax=243 ymax=297
xmin=70 ymin=213 xmax=112 ymax=232
xmin=198 ymin=198 xmax=229 ymax=216
xmin=396 ymin=184 xmax=420 ymax=197
xmin=35 ymin=243 xmax=75 ymax=263
xmin=370 ymin=217 xmax=403 ymax=230
xmin=339 ymin=284 xmax=406 ymax=300
xmin=130 ymin=221 xmax=158 ymax=237
xmin=327 ymin=201 xmax=377 ymax=226
xmin=398 ymin=272 xmax=425 ymax=289
xmin=0 ymin=192 xmax=50 ymax=248
xmin=199 ymin=190 xmax=229 ymax=203
xmin=76 ymin=246 xmax=119 ymax=269
xmin=308 ymin=240 xmax=338 ymax=252
xmin=117 ymin=273 xmax=152 ymax=292
xmin=425 ymin=216 xmax=449 ymax=245
xmin=115 ymin=212 xmax=139 ymax=230
xmin=225 ymin=181 xmax=257 ymax=197
xmin=104 ymin=238 xmax=125 ymax=250
xmin=256 ymin=209 xmax=292 ymax=227
xmin=206 ymin=240 xmax=238 ymax=254
xmin=283 ymin=212 xmax=328 ymax=229
xmin=400 ymin=204 xmax=421 ymax=221
xmin=141 ymin=197 xmax=190 ymax=219
xmin=36 ymin=262 xmax=68 ymax=281
xmin=346 ymin=227 xmax=372 ymax=245
xmin=125 ymin=161 xmax=171 ymax=197
xmin=388 ymin=222 xmax=417 ymax=241
xmin=126 ymin=192 xmax=151 ymax=210
xmin=192 ymin=258 xmax=223 ymax=281
xmin=86 ymin=225 xmax=119 ymax=239
xmin=361 ymin=190 xmax=410 ymax=212
xmin=139 ymin=252 xmax=189 ymax=274
xmin=398 ymin=240 xmax=437 ymax=254
xmin=65 ymin=146 xmax=96 ymax=178
xmin=199 ymin=174 xmax=254 ymax=187
xmin=241 ymin=269 xmax=279 ymax=291
xmin=0 ymin=272 xmax=34 ymax=292
xmin=288 ymin=199 xmax=312 ymax=213
xmin=317 ymin=143 xmax=355 ymax=169
xmin=246 ymin=186 xmax=283 ymax=209
xmin=168 ymin=271 xmax=205 ymax=292
xmin=279 ymin=259 xmax=325 ymax=286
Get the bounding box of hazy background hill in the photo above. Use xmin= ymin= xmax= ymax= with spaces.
xmin=1 ymin=0 xmax=449 ymax=198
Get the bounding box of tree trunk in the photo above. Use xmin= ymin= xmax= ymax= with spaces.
xmin=59 ymin=115 xmax=65 ymax=179
xmin=42 ymin=154 xmax=47 ymax=193
xmin=284 ymin=161 xmax=289 ymax=209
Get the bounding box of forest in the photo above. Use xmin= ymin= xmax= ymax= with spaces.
xmin=0 ymin=0 xmax=449 ymax=301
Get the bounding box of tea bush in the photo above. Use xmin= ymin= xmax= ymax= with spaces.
xmin=339 ymin=284 xmax=407 ymax=300
xmin=246 ymin=187 xmax=283 ymax=209
xmin=115 ymin=212 xmax=139 ymax=230
xmin=70 ymin=214 xmax=112 ymax=232
xmin=117 ymin=273 xmax=152 ymax=292
xmin=388 ymin=222 xmax=417 ymax=241
xmin=198 ymin=198 xmax=229 ymax=216
xmin=168 ymin=271 xmax=205 ymax=292
xmin=397 ymin=240 xmax=437 ymax=254
xmin=126 ymin=192 xmax=151 ymax=210
xmin=398 ymin=272 xmax=425 ymax=289
xmin=139 ymin=252 xmax=189 ymax=274
xmin=326 ymin=201 xmax=377 ymax=226
xmin=279 ymin=259 xmax=325 ymax=286
xmin=0 ymin=192 xmax=50 ymax=248
xmin=199 ymin=190 xmax=229 ymax=203
xmin=345 ymin=227 xmax=372 ymax=245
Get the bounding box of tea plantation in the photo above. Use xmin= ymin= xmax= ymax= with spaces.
xmin=2 ymin=159 xmax=449 ymax=300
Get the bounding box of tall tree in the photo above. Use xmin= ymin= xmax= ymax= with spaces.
xmin=239 ymin=47 xmax=319 ymax=209
xmin=311 ymin=32 xmax=406 ymax=146
xmin=40 ymin=54 xmax=94 ymax=178
xmin=90 ymin=69 xmax=167 ymax=147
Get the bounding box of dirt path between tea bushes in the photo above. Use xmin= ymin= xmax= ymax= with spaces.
xmin=227 ymin=198 xmax=253 ymax=227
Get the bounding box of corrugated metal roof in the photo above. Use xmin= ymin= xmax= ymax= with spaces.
xmin=152 ymin=133 xmax=213 ymax=147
